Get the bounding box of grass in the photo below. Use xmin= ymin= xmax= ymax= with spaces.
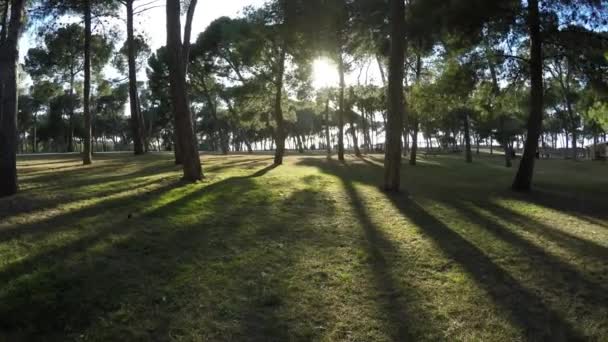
xmin=1 ymin=152 xmax=607 ymax=341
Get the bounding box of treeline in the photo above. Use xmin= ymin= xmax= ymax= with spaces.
xmin=1 ymin=0 xmax=607 ymax=196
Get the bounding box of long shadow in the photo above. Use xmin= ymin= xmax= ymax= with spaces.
xmin=1 ymin=160 xmax=181 ymax=221
xmin=501 ymin=190 xmax=608 ymax=228
xmin=297 ymin=157 xmax=586 ymax=340
xmin=449 ymin=201 xmax=607 ymax=309
xmin=0 ymin=162 xmax=279 ymax=284
xmin=482 ymin=201 xmax=608 ymax=261
xmin=0 ymin=164 xmax=333 ymax=340
xmin=0 ymin=179 xmax=184 ymax=285
xmin=340 ymin=179 xmax=416 ymax=340
xmin=389 ymin=198 xmax=584 ymax=340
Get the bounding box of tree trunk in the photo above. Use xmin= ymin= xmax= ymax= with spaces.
xmin=166 ymin=0 xmax=202 ymax=180
xmin=383 ymin=0 xmax=405 ymax=192
xmin=296 ymin=133 xmax=304 ymax=153
xmin=32 ymin=113 xmax=37 ymax=153
xmin=464 ymin=112 xmax=472 ymax=163
xmin=126 ymin=0 xmax=146 ymax=155
xmin=512 ymin=0 xmax=543 ymax=192
xmin=337 ymin=53 xmax=345 ymax=161
xmin=67 ymin=72 xmax=75 ymax=152
xmin=325 ymin=98 xmax=331 ymax=158
xmin=273 ymin=48 xmax=287 ymax=165
xmin=0 ymin=0 xmax=25 ymax=197
xmin=82 ymin=0 xmax=93 ymax=165
xmin=410 ymin=120 xmax=418 ymax=166
xmin=349 ymin=120 xmax=361 ymax=157
xmin=409 ymin=54 xmax=422 ymax=165
xmin=571 ymin=130 xmax=577 ymax=160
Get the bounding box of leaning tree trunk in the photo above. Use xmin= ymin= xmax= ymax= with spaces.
xmin=0 ymin=0 xmax=26 ymax=197
xmin=126 ymin=0 xmax=146 ymax=155
xmin=166 ymin=0 xmax=202 ymax=180
xmin=82 ymin=0 xmax=93 ymax=165
xmin=273 ymin=49 xmax=287 ymax=165
xmin=512 ymin=0 xmax=543 ymax=192
xmin=383 ymin=0 xmax=406 ymax=192
xmin=337 ymin=53 xmax=346 ymax=161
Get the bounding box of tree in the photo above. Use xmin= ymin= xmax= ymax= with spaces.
xmin=25 ymin=24 xmax=113 ymax=153
xmin=117 ymin=0 xmax=153 ymax=155
xmin=383 ymin=0 xmax=405 ymax=192
xmin=0 ymin=0 xmax=26 ymax=197
xmin=166 ymin=0 xmax=202 ymax=180
xmin=513 ymin=0 xmax=607 ymax=191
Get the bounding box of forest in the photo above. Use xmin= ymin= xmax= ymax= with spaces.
xmin=1 ymin=0 xmax=608 ymax=340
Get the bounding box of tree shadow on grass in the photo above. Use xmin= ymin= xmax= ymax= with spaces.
xmin=0 ymin=163 xmax=335 ymax=341
xmin=1 ymin=159 xmax=181 ymax=221
xmin=501 ymin=189 xmax=608 ymax=229
xmin=339 ymin=178 xmax=417 ymax=340
xmin=481 ymin=201 xmax=608 ymax=262
xmin=297 ymin=157 xmax=592 ymax=340
xmin=448 ymin=201 xmax=607 ymax=308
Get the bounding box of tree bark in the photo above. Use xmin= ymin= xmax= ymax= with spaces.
xmin=0 ymin=0 xmax=25 ymax=197
xmin=273 ymin=48 xmax=287 ymax=165
xmin=410 ymin=120 xmax=418 ymax=166
xmin=349 ymin=120 xmax=361 ymax=157
xmin=409 ymin=54 xmax=422 ymax=166
xmin=126 ymin=0 xmax=146 ymax=155
xmin=463 ymin=112 xmax=472 ymax=163
xmin=383 ymin=0 xmax=405 ymax=192
xmin=82 ymin=0 xmax=93 ymax=165
xmin=67 ymin=71 xmax=75 ymax=152
xmin=512 ymin=0 xmax=543 ymax=191
xmin=325 ymin=98 xmax=331 ymax=158
xmin=166 ymin=0 xmax=202 ymax=180
xmin=337 ymin=53 xmax=345 ymax=161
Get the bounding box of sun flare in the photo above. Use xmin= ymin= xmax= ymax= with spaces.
xmin=312 ymin=58 xmax=339 ymax=89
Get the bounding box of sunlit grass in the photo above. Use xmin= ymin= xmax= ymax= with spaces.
xmin=0 ymin=152 xmax=606 ymax=340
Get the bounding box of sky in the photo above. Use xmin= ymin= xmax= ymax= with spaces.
xmin=20 ymin=0 xmax=381 ymax=88
xmin=19 ymin=1 xmax=267 ymax=75
xmin=139 ymin=0 xmax=267 ymax=52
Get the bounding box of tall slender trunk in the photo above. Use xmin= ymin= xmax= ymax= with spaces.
xmin=410 ymin=120 xmax=418 ymax=166
xmin=296 ymin=132 xmax=304 ymax=153
xmin=571 ymin=129 xmax=577 ymax=160
xmin=273 ymin=48 xmax=287 ymax=165
xmin=409 ymin=54 xmax=422 ymax=166
xmin=463 ymin=112 xmax=472 ymax=163
xmin=337 ymin=53 xmax=345 ymax=161
xmin=0 ymin=0 xmax=26 ymax=197
xmin=325 ymin=98 xmax=331 ymax=157
xmin=513 ymin=0 xmax=543 ymax=191
xmin=500 ymin=117 xmax=512 ymax=167
xmin=166 ymin=0 xmax=202 ymax=180
xmin=126 ymin=0 xmax=146 ymax=155
xmin=383 ymin=0 xmax=405 ymax=192
xmin=68 ymin=71 xmax=75 ymax=152
xmin=349 ymin=120 xmax=361 ymax=156
xmin=82 ymin=0 xmax=92 ymax=165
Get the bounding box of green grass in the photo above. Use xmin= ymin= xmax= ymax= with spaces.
xmin=1 ymin=152 xmax=607 ymax=341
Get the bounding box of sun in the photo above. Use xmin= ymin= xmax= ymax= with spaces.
xmin=312 ymin=58 xmax=339 ymax=89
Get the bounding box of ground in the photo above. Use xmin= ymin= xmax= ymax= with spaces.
xmin=1 ymin=152 xmax=607 ymax=341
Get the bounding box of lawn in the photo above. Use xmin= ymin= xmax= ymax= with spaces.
xmin=1 ymin=152 xmax=607 ymax=341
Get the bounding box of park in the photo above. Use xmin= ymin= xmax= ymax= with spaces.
xmin=1 ymin=151 xmax=607 ymax=340
xmin=1 ymin=0 xmax=607 ymax=340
